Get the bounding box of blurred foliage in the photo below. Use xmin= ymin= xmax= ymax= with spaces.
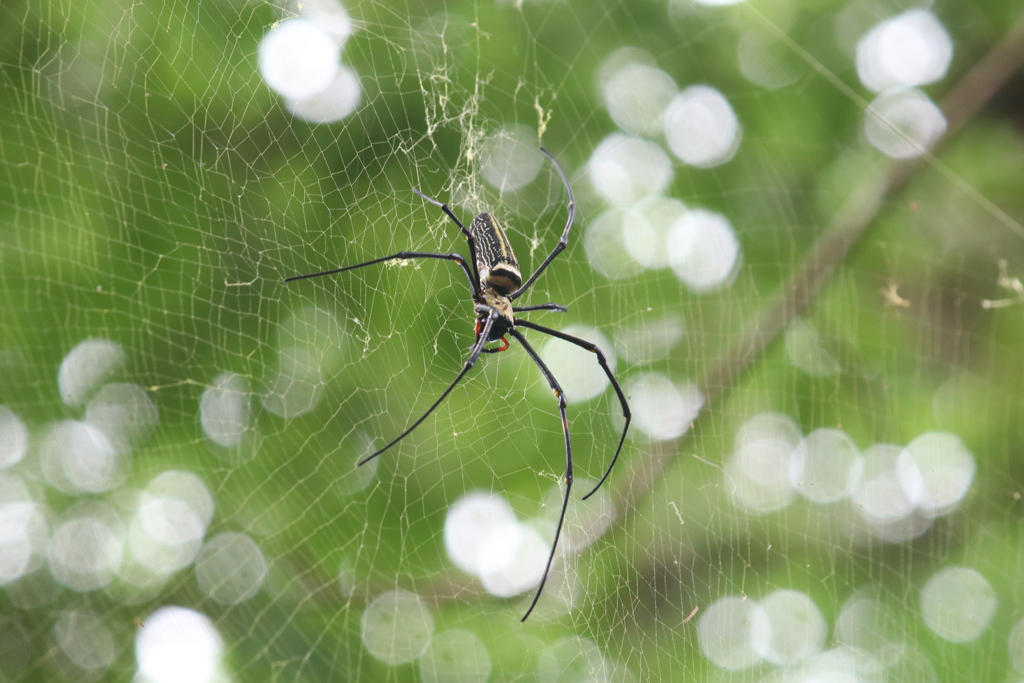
xmin=2 ymin=0 xmax=1024 ymax=681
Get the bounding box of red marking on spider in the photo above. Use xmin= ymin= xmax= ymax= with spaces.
xmin=474 ymin=321 xmax=509 ymax=352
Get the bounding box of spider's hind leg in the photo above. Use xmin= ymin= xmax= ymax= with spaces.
xmin=507 ymin=328 xmax=572 ymax=622
xmin=514 ymin=319 xmax=631 ymax=501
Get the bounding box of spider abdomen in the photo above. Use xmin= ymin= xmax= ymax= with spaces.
xmin=471 ymin=212 xmax=521 ymax=295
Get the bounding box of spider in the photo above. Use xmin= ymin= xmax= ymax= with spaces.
xmin=285 ymin=148 xmax=631 ymax=621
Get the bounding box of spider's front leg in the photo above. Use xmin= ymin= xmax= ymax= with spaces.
xmin=357 ymin=309 xmax=501 ymax=466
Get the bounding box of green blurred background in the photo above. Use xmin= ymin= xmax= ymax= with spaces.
xmin=2 ymin=0 xmax=1024 ymax=680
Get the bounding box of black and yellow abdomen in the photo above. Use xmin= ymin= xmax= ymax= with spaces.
xmin=471 ymin=212 xmax=521 ymax=295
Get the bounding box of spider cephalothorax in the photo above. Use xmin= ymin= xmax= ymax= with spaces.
xmin=286 ymin=148 xmax=631 ymax=621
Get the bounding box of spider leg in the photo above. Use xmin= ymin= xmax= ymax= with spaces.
xmin=508 ymin=148 xmax=575 ymax=301
xmin=508 ymin=328 xmax=572 ymax=622
xmin=478 ymin=338 xmax=510 ymax=354
xmin=413 ymin=188 xmax=482 ymax=293
xmin=515 ymin=319 xmax=631 ymax=501
xmin=285 ymin=251 xmax=478 ymax=299
xmin=357 ymin=309 xmax=500 ymax=466
xmin=512 ymin=303 xmax=568 ymax=314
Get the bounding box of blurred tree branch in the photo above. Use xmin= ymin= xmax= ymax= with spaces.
xmin=614 ymin=9 xmax=1024 ymax=518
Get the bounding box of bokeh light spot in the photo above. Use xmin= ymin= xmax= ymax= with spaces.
xmin=200 ymin=372 xmax=252 ymax=449
xmin=667 ymin=208 xmax=741 ymax=292
xmin=753 ymin=590 xmax=826 ymax=665
xmin=664 ymin=85 xmax=741 ymax=168
xmin=195 ymin=532 xmax=267 ymax=605
xmin=478 ymin=521 xmax=548 ymax=599
xmin=588 ymin=134 xmax=673 ymax=206
xmin=54 ymin=609 xmax=116 ymax=675
xmin=419 ymin=629 xmax=492 ymax=683
xmin=920 ymin=567 xmax=996 ymax=643
xmin=49 ymin=504 xmax=123 ymax=592
xmin=698 ymin=596 xmax=768 ymax=670
xmin=0 ymin=406 xmax=28 ymax=468
xmin=444 ymin=491 xmax=518 ymax=576
xmin=790 ymin=428 xmax=862 ymax=503
xmin=135 ymin=606 xmax=224 ymax=683
xmin=58 ymin=339 xmax=127 ymax=407
xmin=286 ymin=64 xmax=361 ymax=123
xmin=599 ymin=56 xmax=677 ymax=137
xmin=259 ymin=18 xmax=341 ymax=100
xmin=361 ymin=590 xmax=434 ymax=665
xmin=864 ymin=88 xmax=946 ymax=159
xmin=539 ymin=325 xmax=615 ymax=403
xmin=628 ymin=373 xmax=702 ymax=441
xmin=856 ymin=9 xmax=952 ymax=93
xmin=481 ymin=126 xmax=545 ymax=192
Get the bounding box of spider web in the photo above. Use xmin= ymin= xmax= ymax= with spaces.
xmin=2 ymin=0 xmax=1024 ymax=681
